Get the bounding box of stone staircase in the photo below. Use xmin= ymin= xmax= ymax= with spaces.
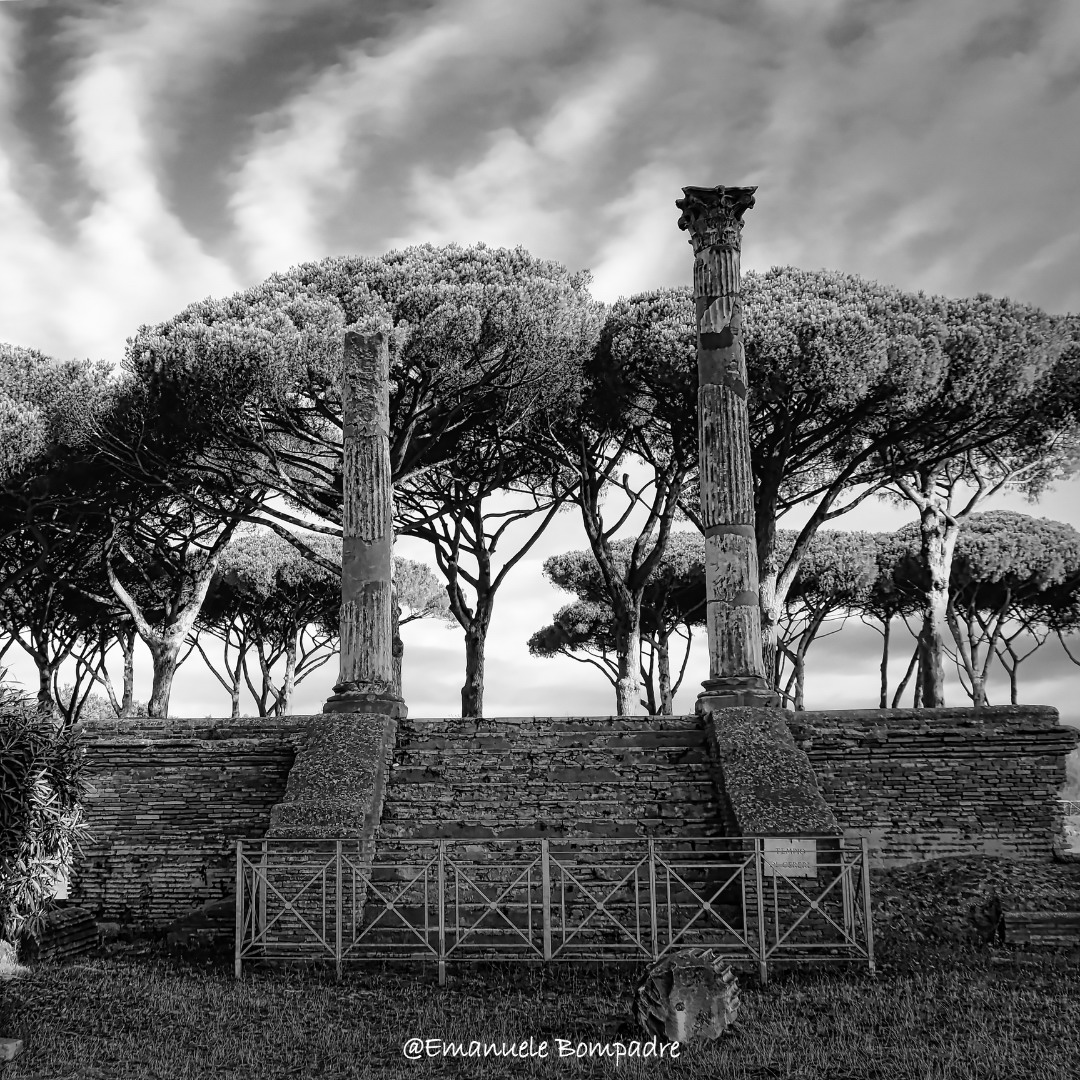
xmin=364 ymin=716 xmax=745 ymax=952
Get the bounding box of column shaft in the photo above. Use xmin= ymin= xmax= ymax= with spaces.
xmin=324 ymin=330 xmax=407 ymax=717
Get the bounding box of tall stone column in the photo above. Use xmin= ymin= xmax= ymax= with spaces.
xmin=324 ymin=329 xmax=408 ymax=718
xmin=675 ymin=185 xmax=778 ymax=711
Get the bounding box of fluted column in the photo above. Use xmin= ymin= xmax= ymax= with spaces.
xmin=676 ymin=185 xmax=778 ymax=711
xmin=324 ymin=329 xmax=407 ymax=717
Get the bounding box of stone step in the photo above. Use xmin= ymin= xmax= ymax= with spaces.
xmin=383 ymin=783 xmax=717 ymax=804
xmin=389 ymin=754 xmax=716 ymax=778
xmin=379 ymin=804 xmax=723 ymax=823
xmin=377 ymin=820 xmax=727 ymax=840
xmin=396 ymin=717 xmax=702 ymax=735
xmin=381 ymin=798 xmax=718 ymax=816
xmin=394 ymin=730 xmax=710 ymax=754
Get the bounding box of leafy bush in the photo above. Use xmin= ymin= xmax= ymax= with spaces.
xmin=0 ymin=669 xmax=92 ymax=950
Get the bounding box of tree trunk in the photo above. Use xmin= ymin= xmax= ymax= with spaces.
xmin=879 ymin=617 xmax=891 ymax=709
xmin=971 ymin=675 xmax=987 ymax=707
xmin=758 ymin=569 xmax=781 ymax=691
xmin=639 ymin=636 xmax=658 ymax=715
xmin=276 ymin=631 xmax=298 ymax=716
xmin=106 ymin=535 xmax=225 ymax=719
xmin=657 ymin=632 xmax=673 ymax=715
xmin=392 ymin=589 xmax=403 ymax=698
xmin=794 ymin=653 xmax=806 ymax=712
xmin=229 ymin=668 xmax=241 ymax=720
xmin=120 ymin=626 xmax=136 ymax=716
xmin=613 ymin=606 xmax=643 ymax=717
xmin=917 ymin=504 xmax=958 ymax=708
xmin=36 ymin=661 xmax=56 ymax=716
xmin=147 ymin=640 xmax=182 ymax=718
xmin=891 ymin=635 xmax=920 ymax=709
xmin=461 ymin=620 xmax=488 ymax=719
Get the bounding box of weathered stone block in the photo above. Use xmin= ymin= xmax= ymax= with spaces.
xmin=0 ymin=1039 xmax=24 ymax=1062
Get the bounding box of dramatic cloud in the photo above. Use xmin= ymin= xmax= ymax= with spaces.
xmin=1 ymin=0 xmax=1078 ymax=731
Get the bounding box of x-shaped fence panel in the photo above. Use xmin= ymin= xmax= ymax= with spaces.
xmin=235 ymin=836 xmax=875 ymax=984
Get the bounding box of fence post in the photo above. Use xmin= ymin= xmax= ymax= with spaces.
xmin=541 ymin=838 xmax=552 ymax=962
xmin=861 ymin=836 xmax=875 ymax=976
xmin=234 ymin=840 xmax=243 ymax=979
xmin=841 ymin=838 xmax=854 ymax=944
xmin=438 ymin=840 xmax=446 ymax=987
xmin=259 ymin=839 xmax=267 ymax=945
xmin=753 ymin=838 xmax=767 ymax=986
xmin=335 ymin=840 xmax=343 ymax=982
xmin=648 ymin=839 xmax=658 ymax=961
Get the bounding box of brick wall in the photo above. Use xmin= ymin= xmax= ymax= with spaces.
xmin=70 ymin=718 xmax=303 ymax=927
xmin=789 ymin=706 xmax=1079 ymax=867
xmin=65 ymin=706 xmax=1079 ymax=929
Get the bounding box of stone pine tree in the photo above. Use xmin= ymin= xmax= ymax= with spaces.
xmin=534 ymin=290 xmax=699 ymax=715
xmin=117 ymin=244 xmax=601 ymax=702
xmin=196 ymin=530 xmax=453 ymax=716
xmin=194 ymin=530 xmax=340 ymax=717
xmin=769 ymin=529 xmax=879 ymax=711
xmin=529 ymin=533 xmax=706 ymax=714
xmin=120 ymin=244 xmax=600 ymax=537
xmin=0 ymin=524 xmax=94 ymax=718
xmin=0 ymin=345 xmax=117 ymax=713
xmin=664 ymin=271 xmax=1076 ymax=705
xmin=393 ymin=285 xmax=596 ymax=718
xmin=856 ymin=532 xmax=924 ymax=708
xmin=948 ymin=512 xmax=1080 ymax=706
xmin=875 ymin=305 xmax=1079 ymax=707
xmin=650 ymin=270 xmax=945 ymax=694
xmin=888 ymin=511 xmax=1080 ymax=707
xmin=388 ymin=556 xmax=456 ymax=696
xmin=397 ymin=458 xmax=581 ymax=718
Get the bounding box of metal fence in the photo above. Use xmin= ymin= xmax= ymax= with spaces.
xmin=235 ymin=836 xmax=874 ymax=985
xmin=1061 ymin=798 xmax=1080 ymax=817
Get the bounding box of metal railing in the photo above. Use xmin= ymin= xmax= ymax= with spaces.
xmin=235 ymin=836 xmax=874 ymax=985
xmin=1061 ymin=798 xmax=1080 ymax=817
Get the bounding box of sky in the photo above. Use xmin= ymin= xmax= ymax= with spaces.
xmin=2 ymin=0 xmax=1080 ymax=749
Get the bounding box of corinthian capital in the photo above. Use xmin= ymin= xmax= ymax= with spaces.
xmin=676 ymin=185 xmax=757 ymax=252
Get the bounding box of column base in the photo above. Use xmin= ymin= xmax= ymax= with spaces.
xmin=695 ymin=677 xmax=780 ymax=712
xmin=323 ymin=688 xmax=408 ymax=717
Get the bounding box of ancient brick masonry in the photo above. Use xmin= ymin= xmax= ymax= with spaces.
xmin=67 ymin=707 xmax=1077 ymax=930
xmin=69 ymin=718 xmax=300 ymax=927
xmin=791 ymin=705 xmax=1079 ymax=866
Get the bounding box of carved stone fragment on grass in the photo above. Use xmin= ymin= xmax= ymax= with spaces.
xmin=635 ymin=948 xmax=741 ymax=1043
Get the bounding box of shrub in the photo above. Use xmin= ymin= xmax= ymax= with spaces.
xmin=0 ymin=669 xmax=93 ymax=950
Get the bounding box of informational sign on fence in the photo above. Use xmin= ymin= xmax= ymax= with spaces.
xmin=762 ymin=838 xmax=817 ymax=877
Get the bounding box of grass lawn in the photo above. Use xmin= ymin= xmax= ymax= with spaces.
xmin=2 ymin=939 xmax=1079 ymax=1080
